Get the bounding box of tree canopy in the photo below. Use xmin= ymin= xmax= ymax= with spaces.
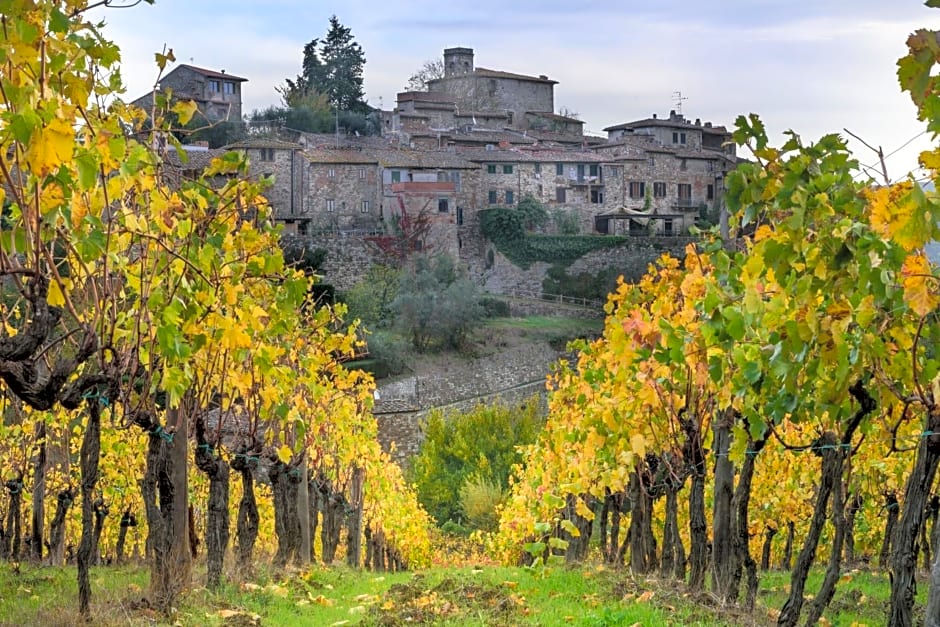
xmin=284 ymin=16 xmax=369 ymax=113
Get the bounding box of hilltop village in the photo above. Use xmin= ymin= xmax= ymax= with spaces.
xmin=141 ymin=47 xmax=738 ymax=288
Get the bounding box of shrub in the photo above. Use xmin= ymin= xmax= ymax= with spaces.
xmin=342 ymin=264 xmax=401 ymax=329
xmin=408 ymin=398 xmax=544 ymax=527
xmin=479 ymin=296 xmax=511 ymax=318
xmin=392 ymin=254 xmax=483 ymax=351
xmin=365 ymin=330 xmax=408 ymax=375
xmin=459 ymin=475 xmax=506 ymax=532
xmin=551 ymin=208 xmax=581 ymax=235
xmin=516 ymin=195 xmax=550 ymax=231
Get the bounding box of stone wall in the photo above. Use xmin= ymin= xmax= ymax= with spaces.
xmin=281 ymin=234 xmax=378 ymax=292
xmin=374 ymin=342 xmax=560 ymax=463
xmin=567 ymin=236 xmax=695 ymax=283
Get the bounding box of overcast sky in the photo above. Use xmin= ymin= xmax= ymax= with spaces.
xmin=94 ymin=0 xmax=937 ymax=178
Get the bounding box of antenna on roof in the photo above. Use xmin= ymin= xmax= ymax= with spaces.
xmin=672 ymin=91 xmax=688 ymax=115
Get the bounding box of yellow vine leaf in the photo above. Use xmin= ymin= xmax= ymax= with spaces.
xmin=26 ymin=115 xmax=74 ymax=177
xmin=629 ymin=433 xmax=646 ymax=458
xmin=47 ymin=279 xmax=66 ymax=307
xmin=900 ymin=253 xmax=938 ymax=317
xmin=276 ymin=445 xmax=292 ymax=464
xmin=171 ymin=99 xmax=199 ymax=126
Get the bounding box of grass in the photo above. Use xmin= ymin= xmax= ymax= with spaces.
xmin=481 ymin=316 xmax=603 ymax=349
xmin=0 ymin=560 xmax=761 ymax=626
xmin=0 ymin=557 xmax=929 ymax=625
xmin=759 ymin=566 xmax=929 ymax=626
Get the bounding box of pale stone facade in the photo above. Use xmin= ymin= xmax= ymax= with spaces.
xmin=131 ymin=64 xmax=246 ymax=124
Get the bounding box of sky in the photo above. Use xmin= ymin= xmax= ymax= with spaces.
xmin=92 ymin=0 xmax=938 ymax=178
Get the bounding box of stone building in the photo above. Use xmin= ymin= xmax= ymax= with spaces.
xmin=131 ymin=64 xmax=247 ymax=124
xmin=298 ymin=147 xmax=382 ymax=234
xmin=225 ymin=138 xmax=306 ymax=226
xmin=427 ymin=47 xmax=557 ymax=133
xmin=604 ymin=109 xmax=734 ymax=156
xmin=592 ymin=111 xmax=737 ymax=235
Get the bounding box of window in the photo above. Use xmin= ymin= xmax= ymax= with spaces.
xmin=672 ymin=131 xmax=687 ymax=145
xmin=707 ymin=184 xmax=715 ymax=200
xmin=361 ymin=200 xmax=371 ymax=213
xmin=326 ymin=199 xmax=335 ymax=212
xmin=208 ymin=79 xmax=220 ymax=93
xmin=534 ymin=163 xmax=541 ymax=173
xmin=487 ymin=164 xmax=497 ymax=174
xmin=297 ymin=221 xmax=309 ymax=236
xmin=680 ymin=159 xmax=687 ymax=171
xmin=591 ymin=189 xmax=604 ymax=204
xmin=576 ymin=164 xmax=585 ymax=182
xmin=556 ymin=187 xmax=566 ymax=202
xmin=678 ymin=183 xmax=692 ymax=203
xmin=505 ymin=190 xmax=514 ymax=204
xmin=488 ymin=190 xmax=498 ymax=204
xmin=223 ymin=81 xmax=234 ymax=95
xmin=359 ymin=168 xmax=366 ymax=179
xmin=503 ymin=164 xmax=513 ymax=174
xmin=589 ymin=164 xmax=600 ymax=178
xmin=556 ymin=163 xmax=564 ymax=176
xmin=507 ymin=111 xmax=513 ymax=125
xmin=648 ymin=156 xmax=655 ymax=173
xmin=328 ymin=167 xmax=335 ymax=178
xmin=653 ymin=182 xmax=666 ymax=198
xmin=663 ymin=218 xmax=674 ymax=236
xmin=456 ymin=206 xmax=464 ymax=225
xmin=629 ymin=181 xmax=645 ymax=199
xmin=438 ymin=198 xmax=449 ymax=213
xmin=391 ymin=170 xmax=401 ymax=183
xmin=260 ymin=148 xmax=275 ymax=162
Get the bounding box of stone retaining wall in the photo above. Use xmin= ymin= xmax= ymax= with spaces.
xmin=374 ymin=342 xmax=561 ymax=464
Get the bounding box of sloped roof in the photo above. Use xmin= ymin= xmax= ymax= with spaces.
xmin=372 ymin=149 xmax=475 ymax=169
xmin=225 ymin=138 xmax=303 ymax=150
xmin=604 ymin=116 xmax=730 ymax=135
xmin=473 ymin=67 xmax=557 ymax=85
xmin=163 ymin=147 xmax=230 ymax=171
xmin=526 ymin=111 xmax=584 ymax=124
xmin=175 ymin=64 xmax=247 ymax=82
xmin=304 ymin=147 xmax=379 ymax=165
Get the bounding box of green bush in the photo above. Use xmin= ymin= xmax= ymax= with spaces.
xmin=479 ymin=296 xmax=511 ymax=318
xmin=342 ymin=264 xmax=401 ymax=329
xmin=551 ymin=208 xmax=581 ymax=235
xmin=392 ymin=254 xmax=483 ymax=351
xmin=364 ymin=330 xmax=408 ymax=375
xmin=408 ymin=398 xmax=544 ymax=527
xmin=516 ymin=195 xmax=550 ymax=231
xmin=480 ymin=208 xmax=627 ymax=269
xmin=459 ymin=474 xmax=506 ymax=532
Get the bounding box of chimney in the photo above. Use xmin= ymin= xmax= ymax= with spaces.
xmin=695 ymin=118 xmax=701 ymax=126
xmin=652 ymin=113 xmax=657 ymax=119
xmin=538 ymin=74 xmax=548 ymax=80
xmin=669 ymin=109 xmax=676 ymax=118
xmin=704 ymin=122 xmax=712 ymax=128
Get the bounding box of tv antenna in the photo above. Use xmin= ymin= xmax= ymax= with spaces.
xmin=672 ymin=90 xmax=688 ymax=114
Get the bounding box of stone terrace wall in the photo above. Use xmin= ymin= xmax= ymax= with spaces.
xmin=567 ymin=236 xmax=695 ymax=284
xmin=281 ymin=234 xmax=377 ymax=291
xmin=374 ymin=342 xmax=561 ymax=463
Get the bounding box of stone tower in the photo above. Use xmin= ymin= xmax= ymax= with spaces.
xmin=443 ymin=47 xmax=474 ymax=77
